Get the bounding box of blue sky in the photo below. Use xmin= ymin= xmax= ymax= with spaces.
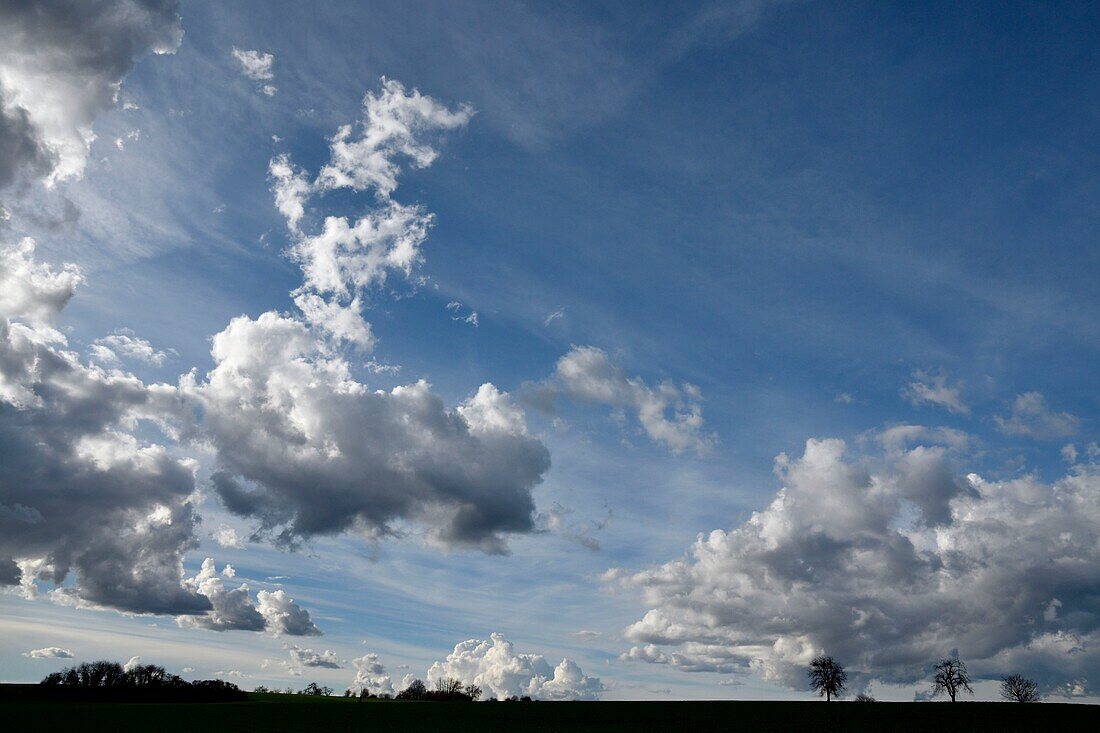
xmin=2 ymin=0 xmax=1100 ymax=701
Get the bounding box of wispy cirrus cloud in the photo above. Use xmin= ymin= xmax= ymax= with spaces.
xmin=23 ymin=646 xmax=73 ymax=659
xmin=901 ymin=369 xmax=969 ymax=415
xmin=995 ymin=392 xmax=1080 ymax=440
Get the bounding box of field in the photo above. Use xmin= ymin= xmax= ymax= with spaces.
xmin=2 ymin=686 xmax=1097 ymax=732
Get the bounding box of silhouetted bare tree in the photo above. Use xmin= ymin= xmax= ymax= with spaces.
xmin=807 ymin=656 xmax=847 ymax=701
xmin=436 ymin=677 xmax=465 ymax=695
xmin=299 ymin=682 xmax=333 ymax=696
xmin=124 ymin=664 xmax=183 ymax=688
xmin=931 ymin=657 xmax=973 ymax=702
xmin=1000 ymin=674 xmax=1040 ymax=703
xmin=396 ymin=679 xmax=427 ymax=700
xmin=395 ymin=677 xmax=481 ymax=702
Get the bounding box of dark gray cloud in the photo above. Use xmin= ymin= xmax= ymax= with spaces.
xmin=0 ymin=0 xmax=182 ymax=190
xmin=0 ymin=556 xmax=20 ymax=585
xmin=185 ymin=313 xmax=550 ymax=554
xmin=611 ymin=433 xmax=1100 ymax=694
xmin=0 ymin=238 xmax=206 ymax=615
xmin=0 ymin=90 xmax=54 ymax=190
xmin=288 ymin=645 xmax=341 ymax=669
xmin=1 ymin=240 xmax=329 ymax=634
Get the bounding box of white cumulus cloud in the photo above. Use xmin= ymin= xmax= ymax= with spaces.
xmin=349 ymin=653 xmax=395 ymax=696
xmin=426 ymin=633 xmax=604 ymax=700
xmin=267 ymin=78 xmax=472 ymax=348
xmin=611 ymin=434 xmax=1100 ymax=693
xmin=90 ymin=328 xmax=175 ymax=367
xmin=315 ymin=77 xmax=473 ymax=197
xmin=256 ymin=589 xmax=321 ymax=636
xmin=175 ymin=557 xmax=319 ymax=636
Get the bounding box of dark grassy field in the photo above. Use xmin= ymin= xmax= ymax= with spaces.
xmin=2 ymin=685 xmax=1097 ymax=732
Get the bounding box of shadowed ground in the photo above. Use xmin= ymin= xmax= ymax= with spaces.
xmin=2 ymin=686 xmax=1098 ymax=732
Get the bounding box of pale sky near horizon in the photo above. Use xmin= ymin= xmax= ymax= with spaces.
xmin=2 ymin=0 xmax=1100 ymax=702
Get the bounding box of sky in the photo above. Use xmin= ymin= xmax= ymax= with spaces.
xmin=2 ymin=0 xmax=1100 ymax=702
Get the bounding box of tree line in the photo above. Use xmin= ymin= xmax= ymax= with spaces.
xmin=40 ymin=655 xmax=1044 ymax=704
xmin=39 ymin=660 xmax=246 ymax=702
xmin=338 ymin=677 xmax=485 ymax=702
xmin=807 ymin=655 xmax=1043 ymax=703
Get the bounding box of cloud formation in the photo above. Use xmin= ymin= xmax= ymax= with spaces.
xmin=551 ymin=345 xmax=714 ymax=455
xmin=349 ymin=653 xmax=396 ymax=696
xmin=1 ymin=240 xmax=335 ymax=635
xmin=256 ymin=589 xmax=321 ymax=636
xmin=175 ymin=558 xmax=320 ymax=635
xmin=537 ymin=502 xmax=611 ymax=551
xmin=0 ymin=237 xmax=81 ymax=329
xmin=211 ymin=526 xmax=244 ymax=549
xmin=0 ymin=0 xmax=182 ymax=188
xmin=426 ymin=632 xmax=604 ymax=700
xmin=0 ymin=238 xmax=206 ymax=615
xmin=231 ymin=48 xmax=276 ymax=96
xmin=313 ymin=78 xmax=473 ymax=197
xmin=611 ymin=434 xmax=1100 ymax=693
xmin=185 ymin=317 xmax=549 ymax=552
xmin=270 ymin=78 xmax=472 ymax=345
xmin=23 ymin=647 xmax=73 ymax=659
xmin=446 ymin=301 xmax=479 ymax=327
xmin=231 ymin=49 xmax=273 ymax=80
xmin=995 ymin=391 xmax=1080 ymax=440
xmin=186 ymin=83 xmax=548 ymax=555
xmin=901 ymin=369 xmax=969 ymax=415
xmin=287 ymin=645 xmax=341 ymax=669
xmin=90 ymin=328 xmax=175 ymax=367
